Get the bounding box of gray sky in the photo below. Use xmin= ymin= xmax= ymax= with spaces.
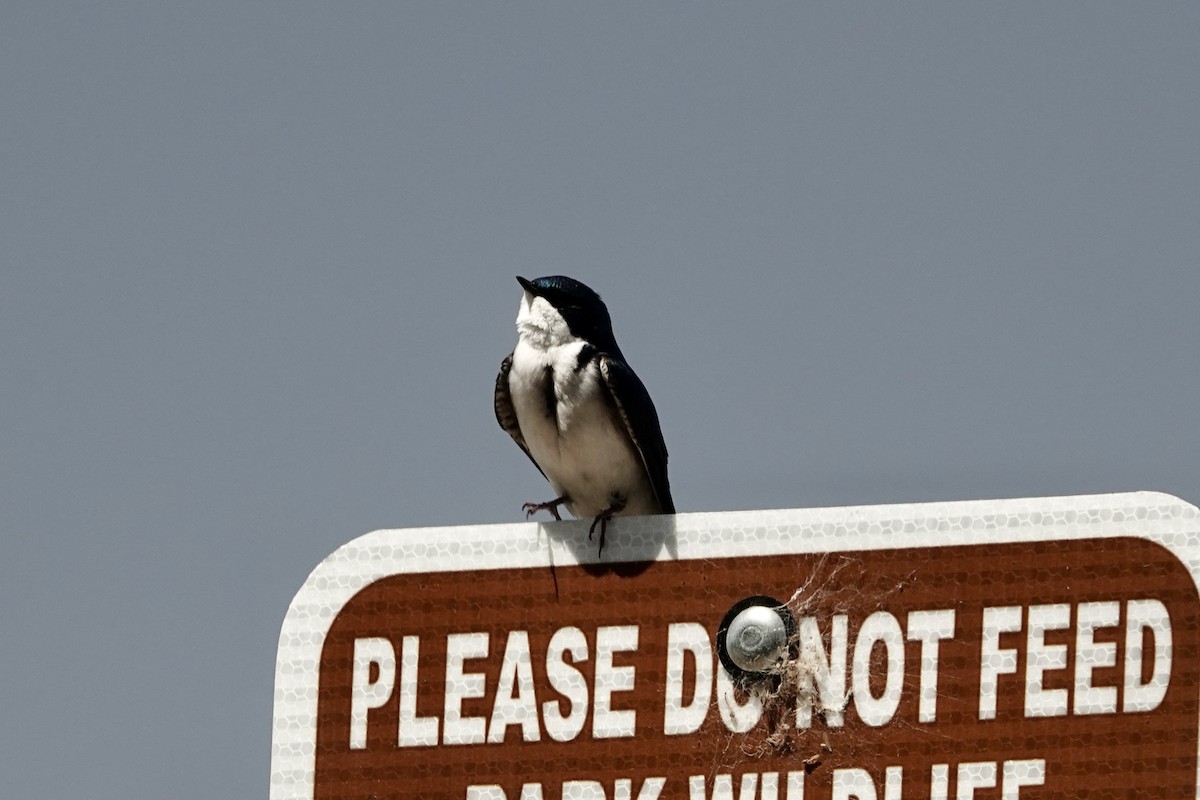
xmin=2 ymin=3 xmax=1197 ymax=798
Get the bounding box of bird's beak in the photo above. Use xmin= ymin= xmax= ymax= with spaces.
xmin=516 ymin=275 xmax=537 ymax=295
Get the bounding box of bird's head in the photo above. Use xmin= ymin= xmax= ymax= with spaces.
xmin=515 ymin=275 xmax=620 ymax=353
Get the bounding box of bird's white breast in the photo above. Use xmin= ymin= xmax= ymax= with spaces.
xmin=508 ymin=321 xmax=657 ymax=520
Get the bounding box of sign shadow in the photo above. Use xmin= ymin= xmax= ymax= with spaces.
xmin=538 ymin=513 xmax=679 ymax=578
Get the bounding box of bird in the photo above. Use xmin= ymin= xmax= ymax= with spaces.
xmin=495 ymin=275 xmax=674 ymax=553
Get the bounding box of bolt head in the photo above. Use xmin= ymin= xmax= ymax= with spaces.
xmin=725 ymin=604 xmax=789 ymax=672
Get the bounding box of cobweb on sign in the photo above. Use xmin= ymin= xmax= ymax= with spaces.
xmin=702 ymin=554 xmax=925 ymax=783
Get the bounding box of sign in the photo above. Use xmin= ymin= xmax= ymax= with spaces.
xmin=271 ymin=492 xmax=1200 ymax=799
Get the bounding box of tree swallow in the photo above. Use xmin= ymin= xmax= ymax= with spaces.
xmin=495 ymin=275 xmax=674 ymax=552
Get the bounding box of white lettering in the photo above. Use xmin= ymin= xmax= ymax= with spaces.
xmin=542 ymin=626 xmax=589 ymax=742
xmin=907 ymin=610 xmax=956 ymax=723
xmin=716 ymin=663 xmax=762 ymax=732
xmin=828 ymin=766 xmax=902 ymax=800
xmin=796 ymin=614 xmax=848 ymax=727
xmin=929 ymin=764 xmax=949 ymax=800
xmin=615 ymin=778 xmax=666 ymax=800
xmin=956 ymin=761 xmax=997 ymax=799
xmin=852 ymin=612 xmax=905 ymax=727
xmin=688 ymin=773 xmax=805 ymax=800
xmin=883 ymin=767 xmax=902 ymax=800
xmin=349 ymin=637 xmax=395 ymax=750
xmin=488 ymin=631 xmax=540 ymax=743
xmin=398 ymin=635 xmax=439 ymax=746
xmin=928 ymin=761 xmax=1043 ymax=800
xmin=663 ymin=622 xmax=713 ymax=735
xmin=759 ymin=773 xmax=779 ymax=800
xmin=832 ymin=768 xmax=876 ymax=800
xmin=443 ymin=632 xmax=489 ymax=745
xmin=1001 ymin=759 xmax=1046 ymax=798
xmin=562 ymin=782 xmax=606 ymax=800
xmin=1074 ymin=601 xmax=1120 ymax=714
xmin=1025 ymin=604 xmax=1071 ymax=717
xmin=1124 ymin=598 xmax=1172 ymax=712
xmin=981 ymin=600 xmax=1174 ymax=721
xmin=554 ymin=780 xmax=666 ymax=800
xmin=978 ymin=606 xmax=1021 ymax=720
xmin=689 ymin=773 xmax=758 ymax=800
xmin=593 ymin=625 xmax=638 ymax=738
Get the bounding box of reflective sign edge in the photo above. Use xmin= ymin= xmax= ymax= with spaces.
xmin=269 ymin=490 xmax=1200 ymax=799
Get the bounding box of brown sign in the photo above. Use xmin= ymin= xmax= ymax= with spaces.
xmin=271 ymin=493 xmax=1200 ymax=799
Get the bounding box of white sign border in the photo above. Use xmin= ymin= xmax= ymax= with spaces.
xmin=270 ymin=491 xmax=1200 ymax=799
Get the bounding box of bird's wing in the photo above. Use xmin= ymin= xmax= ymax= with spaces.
xmin=494 ymin=353 xmax=548 ymax=480
xmin=598 ymin=354 xmax=675 ymax=514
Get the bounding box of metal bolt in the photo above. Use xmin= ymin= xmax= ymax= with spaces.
xmin=725 ymin=603 xmax=789 ymax=673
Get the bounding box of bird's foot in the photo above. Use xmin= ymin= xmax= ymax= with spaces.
xmin=523 ymin=496 xmax=567 ymax=521
xmin=588 ymin=498 xmax=627 ymax=555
